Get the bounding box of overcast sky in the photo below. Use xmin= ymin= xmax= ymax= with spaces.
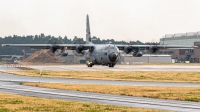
xmin=0 ymin=0 xmax=200 ymax=42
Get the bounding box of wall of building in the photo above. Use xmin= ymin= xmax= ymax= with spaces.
xmin=171 ymin=49 xmax=187 ymax=58
xmin=120 ymin=55 xmax=172 ymax=63
xmin=192 ymin=42 xmax=200 ymax=62
xmin=59 ymin=55 xmax=74 ymax=63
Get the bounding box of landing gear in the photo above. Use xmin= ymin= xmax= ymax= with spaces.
xmin=87 ymin=64 xmax=93 ymax=67
xmin=108 ymin=63 xmax=115 ymax=67
xmin=86 ymin=61 xmax=93 ymax=67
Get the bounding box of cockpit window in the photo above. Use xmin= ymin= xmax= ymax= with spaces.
xmin=104 ymin=46 xmax=116 ymax=51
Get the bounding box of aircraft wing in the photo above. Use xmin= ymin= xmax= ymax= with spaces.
xmin=116 ymin=44 xmax=197 ymax=50
xmin=1 ymin=44 xmax=95 ymax=50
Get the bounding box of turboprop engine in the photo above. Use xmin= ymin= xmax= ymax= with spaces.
xmin=60 ymin=50 xmax=68 ymax=56
xmin=148 ymin=46 xmax=159 ymax=54
xmin=133 ymin=51 xmax=143 ymax=57
xmin=75 ymin=45 xmax=84 ymax=54
xmin=50 ymin=45 xmax=58 ymax=53
xmin=124 ymin=46 xmax=133 ymax=54
xmin=49 ymin=45 xmax=68 ymax=56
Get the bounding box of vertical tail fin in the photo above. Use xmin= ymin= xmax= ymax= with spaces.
xmin=86 ymin=14 xmax=92 ymax=44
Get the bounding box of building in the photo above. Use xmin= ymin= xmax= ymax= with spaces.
xmin=22 ymin=50 xmax=37 ymax=58
xmin=119 ymin=54 xmax=172 ymax=64
xmin=58 ymin=50 xmax=86 ymax=64
xmin=160 ymin=31 xmax=200 ymax=62
xmin=1 ymin=55 xmax=23 ymax=62
xmin=160 ymin=31 xmax=200 ymax=46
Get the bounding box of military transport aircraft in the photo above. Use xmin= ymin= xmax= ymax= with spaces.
xmin=2 ymin=15 xmax=196 ymax=67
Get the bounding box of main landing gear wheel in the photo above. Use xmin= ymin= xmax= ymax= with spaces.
xmin=108 ymin=64 xmax=114 ymax=67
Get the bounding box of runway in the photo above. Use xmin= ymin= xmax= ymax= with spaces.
xmin=1 ymin=65 xmax=200 ymax=111
xmin=2 ymin=64 xmax=200 ymax=71
xmin=26 ymin=65 xmax=200 ymax=71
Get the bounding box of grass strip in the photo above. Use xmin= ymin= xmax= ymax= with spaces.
xmin=4 ymin=70 xmax=200 ymax=83
xmin=0 ymin=93 xmax=165 ymax=112
xmin=22 ymin=82 xmax=200 ymax=102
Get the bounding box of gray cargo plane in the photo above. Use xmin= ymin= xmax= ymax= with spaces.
xmin=2 ymin=15 xmax=196 ymax=67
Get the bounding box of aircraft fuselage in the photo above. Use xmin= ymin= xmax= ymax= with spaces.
xmin=85 ymin=44 xmax=120 ymax=67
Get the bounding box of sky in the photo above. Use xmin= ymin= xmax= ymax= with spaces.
xmin=0 ymin=0 xmax=200 ymax=42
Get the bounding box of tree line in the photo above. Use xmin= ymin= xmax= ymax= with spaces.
xmin=0 ymin=33 xmax=157 ymax=55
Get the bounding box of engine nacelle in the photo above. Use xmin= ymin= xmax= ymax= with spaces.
xmin=60 ymin=50 xmax=68 ymax=56
xmin=148 ymin=46 xmax=158 ymax=54
xmin=50 ymin=45 xmax=58 ymax=53
xmin=124 ymin=46 xmax=133 ymax=54
xmin=133 ymin=51 xmax=143 ymax=57
xmin=75 ymin=46 xmax=84 ymax=54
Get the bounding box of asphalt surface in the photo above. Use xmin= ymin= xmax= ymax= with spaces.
xmin=2 ymin=64 xmax=200 ymax=71
xmin=1 ymin=72 xmax=200 ymax=87
xmin=1 ymin=65 xmax=200 ymax=111
xmin=29 ymin=65 xmax=200 ymax=71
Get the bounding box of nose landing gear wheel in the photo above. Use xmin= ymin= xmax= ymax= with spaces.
xmin=86 ymin=61 xmax=93 ymax=67
xmin=87 ymin=65 xmax=93 ymax=67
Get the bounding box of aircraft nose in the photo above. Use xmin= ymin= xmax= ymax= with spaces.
xmin=108 ymin=53 xmax=118 ymax=62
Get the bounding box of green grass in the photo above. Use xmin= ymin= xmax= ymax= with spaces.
xmin=185 ymin=97 xmax=200 ymax=102
xmin=0 ymin=108 xmax=9 ymax=112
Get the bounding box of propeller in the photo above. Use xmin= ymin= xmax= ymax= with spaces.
xmin=45 ymin=37 xmax=64 ymax=56
xmin=72 ymin=37 xmax=85 ymax=56
xmin=148 ymin=42 xmax=159 ymax=54
xmin=132 ymin=40 xmax=143 ymax=57
xmin=123 ymin=40 xmax=133 ymax=54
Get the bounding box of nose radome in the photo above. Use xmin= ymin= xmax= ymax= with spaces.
xmin=108 ymin=53 xmax=118 ymax=62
